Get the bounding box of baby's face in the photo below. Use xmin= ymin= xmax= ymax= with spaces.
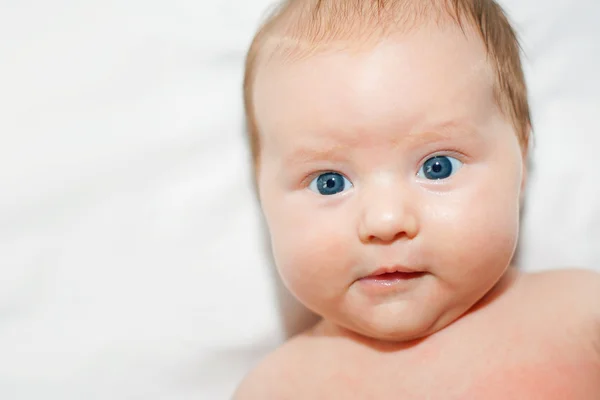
xmin=253 ymin=23 xmax=525 ymax=341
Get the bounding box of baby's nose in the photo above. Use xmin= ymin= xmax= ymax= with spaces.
xmin=357 ymin=184 xmax=419 ymax=244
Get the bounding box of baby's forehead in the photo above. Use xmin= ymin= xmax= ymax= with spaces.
xmin=255 ymin=26 xmax=495 ymax=108
xmin=253 ymin=41 xmax=500 ymax=157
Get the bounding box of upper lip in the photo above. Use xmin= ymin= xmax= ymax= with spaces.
xmin=365 ymin=265 xmax=424 ymax=278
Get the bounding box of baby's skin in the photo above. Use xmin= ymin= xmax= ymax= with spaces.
xmin=235 ymin=13 xmax=600 ymax=400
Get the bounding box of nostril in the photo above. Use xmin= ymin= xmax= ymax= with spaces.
xmin=366 ymin=230 xmax=411 ymax=244
xmin=358 ymin=208 xmax=419 ymax=243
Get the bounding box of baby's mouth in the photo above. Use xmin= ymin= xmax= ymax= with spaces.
xmin=357 ymin=266 xmax=428 ymax=289
xmin=364 ymin=271 xmax=427 ymax=281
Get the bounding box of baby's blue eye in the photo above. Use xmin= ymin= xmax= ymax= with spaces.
xmin=308 ymin=172 xmax=353 ymax=195
xmin=417 ymin=156 xmax=463 ymax=180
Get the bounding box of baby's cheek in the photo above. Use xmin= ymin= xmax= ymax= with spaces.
xmin=459 ymin=206 xmax=517 ymax=251
xmin=425 ymin=187 xmax=519 ymax=270
xmin=271 ymin=219 xmax=352 ymax=303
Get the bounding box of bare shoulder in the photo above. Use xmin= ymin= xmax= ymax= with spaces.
xmin=520 ymin=267 xmax=600 ymax=309
xmin=233 ymin=330 xmax=323 ymax=399
xmin=518 ymin=268 xmax=600 ymax=354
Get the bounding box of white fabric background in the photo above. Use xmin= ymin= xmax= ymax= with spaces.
xmin=0 ymin=0 xmax=598 ymax=399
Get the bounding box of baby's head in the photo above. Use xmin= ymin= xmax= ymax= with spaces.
xmin=244 ymin=0 xmax=531 ymax=341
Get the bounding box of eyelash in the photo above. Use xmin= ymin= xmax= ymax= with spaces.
xmin=416 ymin=149 xmax=468 ymax=170
xmin=301 ymin=170 xmax=337 ymax=187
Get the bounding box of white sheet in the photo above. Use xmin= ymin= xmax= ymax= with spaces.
xmin=0 ymin=1 xmax=598 ymax=399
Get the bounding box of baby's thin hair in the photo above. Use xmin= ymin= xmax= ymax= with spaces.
xmin=243 ymin=0 xmax=531 ymax=172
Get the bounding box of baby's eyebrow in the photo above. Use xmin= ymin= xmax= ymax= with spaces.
xmin=284 ymin=144 xmax=350 ymax=164
xmin=398 ymin=119 xmax=481 ymax=147
xmin=405 ymin=130 xmax=463 ymax=146
xmin=406 ymin=120 xmax=479 ymax=144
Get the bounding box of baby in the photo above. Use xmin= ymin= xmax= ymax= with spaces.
xmin=235 ymin=0 xmax=600 ymax=398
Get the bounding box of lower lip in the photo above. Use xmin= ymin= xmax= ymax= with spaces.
xmin=357 ymin=271 xmax=426 ymax=293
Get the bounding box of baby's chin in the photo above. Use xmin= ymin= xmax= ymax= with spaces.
xmin=347 ymin=318 xmax=446 ymax=343
xmin=326 ymin=302 xmax=469 ymax=343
